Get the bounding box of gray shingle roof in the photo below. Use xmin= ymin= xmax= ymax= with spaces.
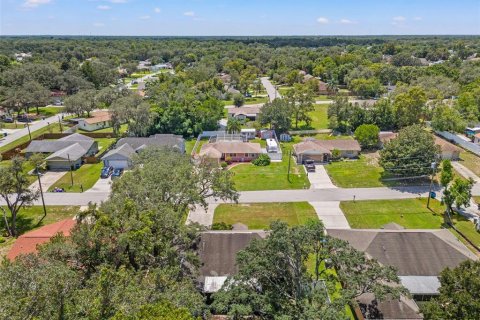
xmin=45 ymin=143 xmax=88 ymax=161
xmin=25 ymin=139 xmax=94 ymax=154
xmin=101 ymin=143 xmax=136 ymax=160
xmin=116 ymin=134 xmax=184 ymax=152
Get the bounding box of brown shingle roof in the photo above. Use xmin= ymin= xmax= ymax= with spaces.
xmin=434 ymin=136 xmax=462 ymax=153
xmin=227 ymin=105 xmax=262 ymax=116
xmin=293 ymin=139 xmax=361 ymax=155
xmin=84 ymin=111 xmax=111 ymax=125
xmin=199 ymin=141 xmax=262 ymax=158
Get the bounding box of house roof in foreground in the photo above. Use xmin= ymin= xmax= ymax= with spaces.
xmin=101 ymin=143 xmax=136 ymax=160
xmin=45 ymin=142 xmax=88 ymax=161
xmin=25 ymin=133 xmax=94 ymax=154
xmin=357 ymin=293 xmax=422 ymax=319
xmin=7 ymin=219 xmax=76 ymax=260
xmin=326 ymin=229 xmax=476 ymax=277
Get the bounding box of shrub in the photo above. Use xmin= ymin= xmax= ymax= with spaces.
xmin=0 ymin=236 xmax=5 ymax=244
xmin=252 ymin=154 xmax=271 ymax=166
xmin=211 ymin=222 xmax=233 ymax=230
xmin=225 ymin=156 xmax=232 ymax=164
xmin=220 ymin=161 xmax=228 ymax=169
xmin=233 ymin=94 xmax=245 ymax=107
xmin=331 ymin=148 xmax=341 ymax=160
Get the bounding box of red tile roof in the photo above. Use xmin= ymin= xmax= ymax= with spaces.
xmin=7 ymin=219 xmax=76 ymax=260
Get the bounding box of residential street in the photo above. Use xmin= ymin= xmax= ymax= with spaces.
xmin=261 ymin=77 xmax=281 ymax=101
xmin=0 ymin=114 xmax=63 ymax=148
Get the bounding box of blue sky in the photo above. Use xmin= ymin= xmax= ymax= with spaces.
xmin=1 ymin=0 xmax=479 ymax=36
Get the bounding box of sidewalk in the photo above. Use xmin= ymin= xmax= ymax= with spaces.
xmin=452 ymin=162 xmax=480 ymax=183
xmin=309 ymin=201 xmax=350 ymax=229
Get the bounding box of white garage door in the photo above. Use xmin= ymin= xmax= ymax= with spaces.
xmin=107 ymin=160 xmax=128 ymax=169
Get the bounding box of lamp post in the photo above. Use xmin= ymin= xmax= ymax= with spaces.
xmin=25 ymin=115 xmax=32 ymax=141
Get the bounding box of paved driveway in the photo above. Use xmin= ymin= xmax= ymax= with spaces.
xmin=308 ymin=165 xmax=337 ymax=189
xmin=309 ymin=201 xmax=350 ymax=229
xmin=186 ymin=204 xmax=218 ymax=226
xmin=29 ymin=171 xmax=66 ymax=191
xmin=86 ymin=176 xmax=112 ymax=193
xmin=260 ymin=77 xmax=281 ymax=101
xmin=452 ymin=162 xmax=480 ymax=183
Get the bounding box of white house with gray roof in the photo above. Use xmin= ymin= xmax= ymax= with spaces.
xmin=101 ymin=134 xmax=185 ymax=169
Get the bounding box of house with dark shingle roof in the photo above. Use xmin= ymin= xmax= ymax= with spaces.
xmin=25 ymin=133 xmax=98 ymax=170
xmin=101 ymin=134 xmax=185 ymax=169
xmin=293 ymin=138 xmax=361 ymax=164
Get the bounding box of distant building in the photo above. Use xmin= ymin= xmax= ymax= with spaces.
xmin=14 ymin=52 xmax=32 ymax=61
xmin=78 ymin=111 xmax=112 ymax=132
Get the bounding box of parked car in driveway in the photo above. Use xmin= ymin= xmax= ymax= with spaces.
xmin=100 ymin=166 xmax=113 ymax=179
xmin=111 ymin=168 xmax=124 ymax=178
xmin=1 ymin=116 xmax=14 ymax=123
xmin=304 ymin=159 xmax=316 ymax=172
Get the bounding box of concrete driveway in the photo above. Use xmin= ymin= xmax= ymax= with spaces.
xmin=29 ymin=171 xmax=66 ymax=191
xmin=261 ymin=77 xmax=281 ymax=101
xmin=307 ymin=165 xmax=337 ymax=189
xmin=309 ymin=201 xmax=350 ymax=229
xmin=186 ymin=204 xmax=218 ymax=227
xmin=86 ymin=176 xmax=112 ymax=193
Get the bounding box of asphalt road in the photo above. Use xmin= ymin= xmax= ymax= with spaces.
xmin=261 ymin=77 xmax=281 ymax=101
xmin=0 ymin=114 xmax=63 ymax=148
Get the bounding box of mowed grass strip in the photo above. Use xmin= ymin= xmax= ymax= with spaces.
xmin=325 ymin=155 xmax=385 ymax=188
xmin=213 ymin=202 xmax=318 ymax=230
xmin=294 ymin=104 xmax=329 ymax=130
xmin=341 ymin=198 xmax=445 ymax=229
xmin=0 ymin=123 xmax=62 ymax=153
xmin=459 ymin=151 xmax=480 ymax=177
xmin=48 ymin=162 xmax=103 ymax=192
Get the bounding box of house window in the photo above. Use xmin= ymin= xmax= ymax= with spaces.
xmin=346 ymin=150 xmax=354 ymax=155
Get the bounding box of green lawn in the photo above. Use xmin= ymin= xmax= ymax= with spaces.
xmin=213 ymin=202 xmax=318 ymax=229
xmin=459 ymin=151 xmax=480 ymax=177
xmin=223 ymin=96 xmax=268 ymax=106
xmin=1 ymin=122 xmax=24 ymax=129
xmin=341 ymin=198 xmax=445 ymax=229
xmin=230 ymin=147 xmax=309 ymax=191
xmin=87 ymin=123 xmax=128 ymax=134
xmin=293 ymin=105 xmax=329 ymax=130
xmin=186 ymin=138 xmax=209 ymax=155
xmin=95 ymin=138 xmax=116 ymax=154
xmin=0 ymin=123 xmax=63 ymax=153
xmin=27 ymin=106 xmax=64 ymax=117
xmin=341 ymin=198 xmax=480 ymax=250
xmin=48 ymin=162 xmax=103 ymax=192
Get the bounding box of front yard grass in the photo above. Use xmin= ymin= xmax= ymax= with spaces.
xmin=95 ymin=138 xmax=116 ymax=154
xmin=48 ymin=162 xmax=103 ymax=192
xmin=213 ymin=202 xmax=318 ymax=229
xmin=230 ymin=149 xmax=309 ymax=191
xmin=341 ymin=198 xmax=480 ymax=249
xmin=459 ymin=151 xmax=480 ymax=177
xmin=293 ymin=105 xmax=329 ymax=130
xmin=27 ymin=106 xmax=64 ymax=117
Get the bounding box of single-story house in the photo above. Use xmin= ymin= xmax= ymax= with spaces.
xmin=101 ymin=134 xmax=185 ymax=169
xmin=292 ymin=139 xmax=361 ymax=164
xmin=7 ymin=219 xmax=76 ymax=260
xmin=25 ymin=133 xmax=98 ymax=170
xmin=327 ymin=228 xmax=477 ymax=298
xmin=199 ymin=231 xmax=267 ymax=293
xmin=77 ymin=111 xmax=112 ymax=132
xmin=379 ymin=132 xmax=461 ymax=160
xmin=473 ymin=133 xmax=480 ymax=144
xmin=199 ymin=141 xmax=262 ymax=163
xmin=227 ymin=105 xmax=262 ymax=121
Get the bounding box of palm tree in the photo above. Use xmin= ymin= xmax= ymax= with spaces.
xmin=227 ymin=118 xmax=242 ymax=134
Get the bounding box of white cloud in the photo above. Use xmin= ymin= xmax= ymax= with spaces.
xmin=22 ymin=0 xmax=51 ymax=8
xmin=393 ymin=16 xmax=406 ymax=22
xmin=108 ymin=0 xmax=127 ymax=3
xmin=93 ymin=22 xmax=105 ymax=27
xmin=414 ymin=16 xmax=422 ymax=21
xmin=154 ymin=7 xmax=161 ymax=13
xmin=317 ymin=17 xmax=329 ymax=24
xmin=97 ymin=5 xmax=111 ymax=10
xmin=139 ymin=15 xmax=151 ymax=20
xmin=340 ymin=18 xmax=355 ymax=24
xmin=184 ymin=11 xmax=195 ymax=17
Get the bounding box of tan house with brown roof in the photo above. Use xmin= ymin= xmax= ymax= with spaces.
xmin=78 ymin=111 xmax=112 ymax=132
xmin=293 ymin=139 xmax=361 ymax=164
xmin=227 ymin=105 xmax=262 ymax=121
xmin=199 ymin=141 xmax=262 ymax=163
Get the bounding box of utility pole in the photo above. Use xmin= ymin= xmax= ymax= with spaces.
xmin=58 ymin=115 xmax=63 ymax=132
xmin=36 ymin=165 xmax=47 ymax=223
xmin=287 ymin=150 xmax=292 ymax=182
xmin=25 ymin=115 xmax=32 ymax=141
xmin=67 ymin=154 xmax=74 ymax=186
xmin=427 ymin=162 xmax=437 ymax=209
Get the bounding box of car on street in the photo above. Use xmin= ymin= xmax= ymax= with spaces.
xmin=111 ymin=168 xmax=124 ymax=178
xmin=304 ymin=159 xmax=316 ymax=172
xmin=100 ymin=166 xmax=113 ymax=179
xmin=1 ymin=116 xmax=14 ymax=123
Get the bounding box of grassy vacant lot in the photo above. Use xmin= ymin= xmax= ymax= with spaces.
xmin=186 ymin=138 xmax=209 ymax=155
xmin=230 ymin=147 xmax=309 ymax=191
xmin=27 ymin=106 xmax=63 ymax=117
xmin=459 ymin=151 xmax=480 ymax=177
xmin=213 ymin=202 xmax=318 ymax=229
xmin=0 ymin=123 xmax=62 ymax=153
xmin=293 ymin=105 xmax=329 ymax=130
xmin=223 ymin=96 xmax=268 ymax=106
xmin=0 ymin=205 xmax=80 ymax=257
xmin=48 ymin=162 xmax=103 ymax=192
xmin=95 ymin=138 xmax=116 ymax=154
xmin=341 ymin=198 xmax=480 ymax=249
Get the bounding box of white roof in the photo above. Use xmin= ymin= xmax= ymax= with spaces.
xmin=203 ymin=276 xmax=228 ymax=293
xmin=241 ymin=128 xmax=256 ymax=133
xmin=400 ymin=276 xmax=441 ymax=295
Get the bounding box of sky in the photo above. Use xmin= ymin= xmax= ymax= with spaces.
xmin=1 ymin=0 xmax=479 ymax=36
